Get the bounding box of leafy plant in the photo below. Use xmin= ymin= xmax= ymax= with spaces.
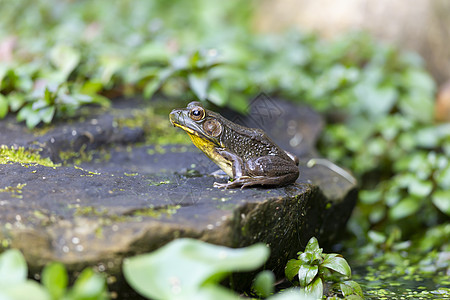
xmin=123 ymin=238 xmax=270 ymax=300
xmin=0 ymin=249 xmax=108 ymax=300
xmin=285 ymin=237 xmax=364 ymax=299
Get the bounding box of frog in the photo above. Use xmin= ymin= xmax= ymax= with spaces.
xmin=169 ymin=101 xmax=299 ymax=189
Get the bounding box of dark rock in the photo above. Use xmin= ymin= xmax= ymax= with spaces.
xmin=0 ymin=98 xmax=356 ymax=296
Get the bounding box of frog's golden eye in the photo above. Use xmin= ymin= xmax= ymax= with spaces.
xmin=203 ymin=118 xmax=222 ymax=137
xmin=190 ymin=106 xmax=205 ymax=121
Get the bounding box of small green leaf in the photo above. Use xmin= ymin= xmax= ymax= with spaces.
xmin=432 ymin=190 xmax=450 ymax=216
xmin=188 ymin=72 xmax=209 ymax=100
xmin=298 ymin=265 xmax=318 ymax=287
xmin=0 ymin=94 xmax=8 ymax=118
xmin=389 ymin=196 xmax=421 ymax=220
xmin=407 ymin=178 xmax=433 ymax=197
xmin=50 ymin=44 xmax=81 ymax=81
xmin=143 ymin=77 xmax=161 ymax=99
xmin=252 ymin=270 xmax=275 ymax=298
xmin=207 ymin=81 xmax=228 ymax=106
xmin=304 ymin=237 xmax=320 ymax=254
xmin=41 ymin=262 xmax=68 ymax=300
xmin=301 ymin=277 xmax=323 ymax=299
xmin=340 ymin=280 xmax=364 ymax=299
xmin=70 ymin=268 xmax=107 ymax=299
xmin=321 ymin=255 xmax=351 ymax=277
xmin=0 ymin=249 xmax=27 ymax=286
xmin=285 ymin=259 xmax=302 ymax=281
xmin=8 ymin=93 xmax=25 ymax=112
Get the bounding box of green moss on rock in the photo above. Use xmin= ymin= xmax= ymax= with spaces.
xmin=0 ymin=145 xmax=59 ymax=167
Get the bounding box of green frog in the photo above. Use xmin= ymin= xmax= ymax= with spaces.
xmin=169 ymin=101 xmax=299 ymax=189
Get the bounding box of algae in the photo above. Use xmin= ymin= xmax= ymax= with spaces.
xmin=0 ymin=145 xmax=59 ymax=167
xmin=0 ymin=183 xmax=27 ymax=199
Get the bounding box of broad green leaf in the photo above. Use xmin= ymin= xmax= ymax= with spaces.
xmin=50 ymin=44 xmax=81 ymax=81
xmin=188 ymin=72 xmax=209 ymax=100
xmin=321 ymin=255 xmax=351 ymax=277
xmin=0 ymin=281 xmax=50 ymax=300
xmin=182 ymin=284 xmax=240 ymax=300
xmin=80 ymin=80 xmax=104 ymax=95
xmin=298 ymin=265 xmax=318 ymax=287
xmin=269 ymin=288 xmax=314 ymax=300
xmin=398 ymin=93 xmax=434 ymax=123
xmin=0 ymin=249 xmax=27 ymax=286
xmin=436 ymin=165 xmax=450 ymax=189
xmin=32 ymin=99 xmax=50 ymax=111
xmin=8 ymin=93 xmax=25 ymax=112
xmin=367 ymin=230 xmax=386 ymax=244
xmin=41 ymin=262 xmax=68 ymax=300
xmin=301 ymin=277 xmax=323 ymax=299
xmin=207 ymin=80 xmax=228 ymax=106
xmin=26 ymin=111 xmax=43 ymax=129
xmin=285 ymin=259 xmax=302 ymax=281
xmin=143 ymin=77 xmax=161 ymax=99
xmin=0 ymin=94 xmax=8 ymax=118
xmin=123 ymin=238 xmax=269 ymax=299
xmin=340 ymin=280 xmax=364 ymax=299
xmin=252 ymin=270 xmax=275 ymax=298
xmin=432 ymin=190 xmax=450 ymax=216
xmin=136 ymin=43 xmax=170 ymax=63
xmin=70 ymin=268 xmax=107 ymax=299
xmin=407 ymin=178 xmax=433 ymax=197
xmin=298 ymin=252 xmax=314 ymax=264
xmin=389 ymin=196 xmax=421 ymax=220
xmin=304 ymin=237 xmax=320 ymax=254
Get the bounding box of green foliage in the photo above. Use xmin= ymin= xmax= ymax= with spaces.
xmin=123 ymin=238 xmax=269 ymax=299
xmin=0 ymin=249 xmax=108 ymax=300
xmin=285 ymin=237 xmax=363 ymax=299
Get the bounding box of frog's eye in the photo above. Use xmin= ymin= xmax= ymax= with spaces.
xmin=190 ymin=106 xmax=205 ymax=121
xmin=203 ymin=118 xmax=222 ymax=137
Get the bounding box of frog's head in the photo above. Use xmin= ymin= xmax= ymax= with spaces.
xmin=169 ymin=101 xmax=224 ymax=148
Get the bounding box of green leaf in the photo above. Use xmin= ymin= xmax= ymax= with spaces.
xmin=321 ymin=255 xmax=351 ymax=277
xmin=143 ymin=77 xmax=162 ymax=99
xmin=0 ymin=94 xmax=8 ymax=119
xmin=207 ymin=80 xmax=228 ymax=106
xmin=50 ymin=44 xmax=81 ymax=81
xmin=41 ymin=262 xmax=68 ymax=300
xmin=123 ymin=238 xmax=269 ymax=299
xmin=0 ymin=281 xmax=50 ymax=300
xmin=300 ymin=277 xmax=323 ymax=299
xmin=432 ymin=190 xmax=450 ymax=216
xmin=70 ymin=268 xmax=107 ymax=299
xmin=0 ymin=249 xmax=27 ymax=286
xmin=252 ymin=270 xmax=275 ymax=298
xmin=340 ymin=280 xmax=364 ymax=299
xmin=407 ymin=178 xmax=433 ymax=197
xmin=389 ymin=196 xmax=421 ymax=220
xmin=268 ymin=288 xmax=311 ymax=300
xmin=298 ymin=265 xmax=318 ymax=287
xmin=304 ymin=237 xmax=320 ymax=254
xmin=188 ymin=72 xmax=209 ymax=100
xmin=8 ymin=93 xmax=25 ymax=112
xmin=285 ymin=259 xmax=302 ymax=281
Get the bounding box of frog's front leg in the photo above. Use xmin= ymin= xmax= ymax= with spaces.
xmin=213 ymin=150 xmax=251 ymax=189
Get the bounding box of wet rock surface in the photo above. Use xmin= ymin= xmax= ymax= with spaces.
xmin=0 ymin=97 xmax=356 ymax=295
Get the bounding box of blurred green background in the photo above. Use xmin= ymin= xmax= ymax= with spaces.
xmin=0 ymin=0 xmax=449 ymax=296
